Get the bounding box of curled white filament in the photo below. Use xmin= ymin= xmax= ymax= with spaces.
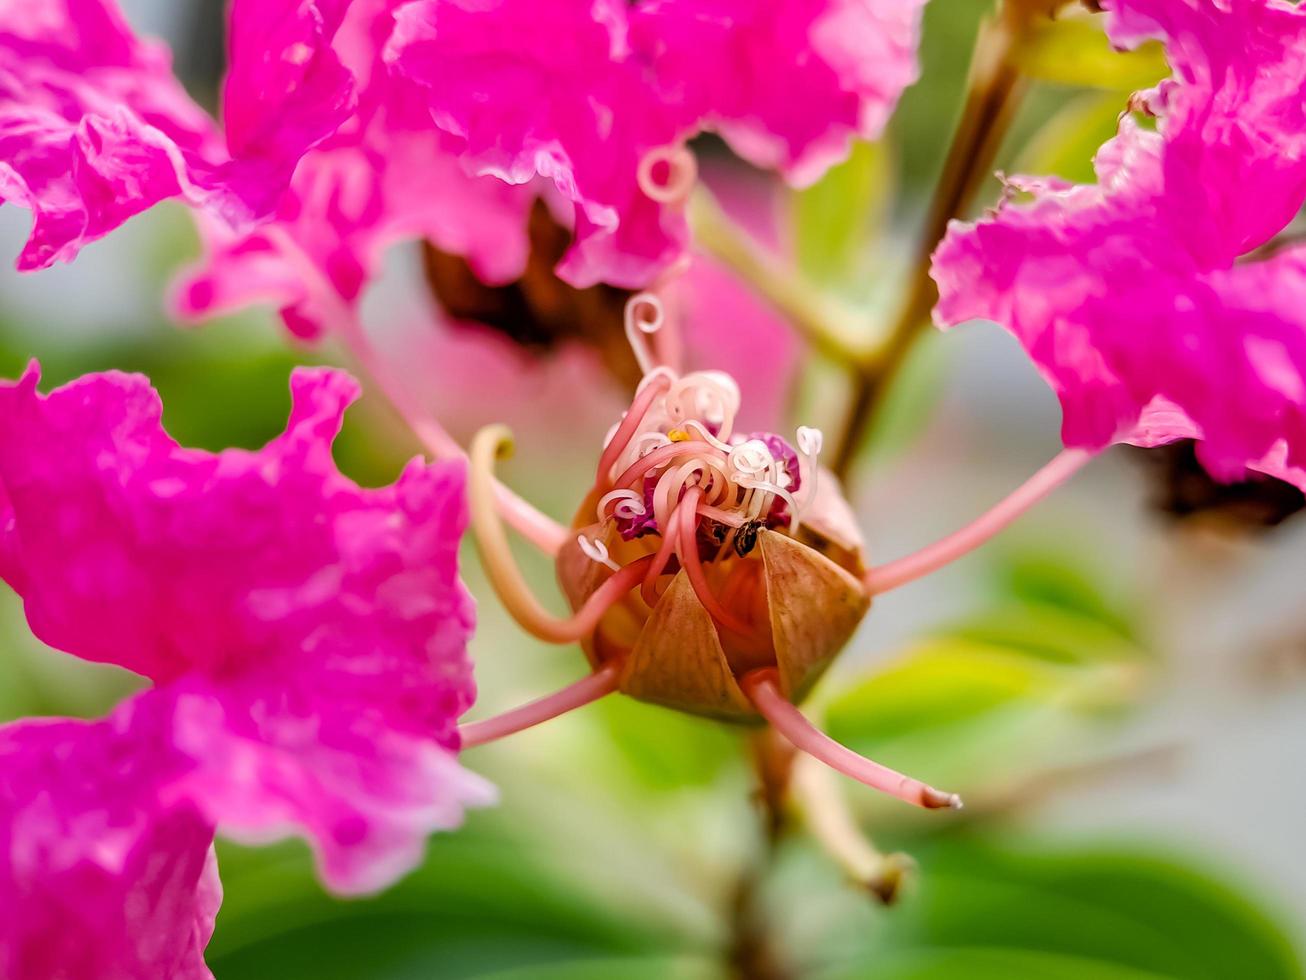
xmin=597 ymin=488 xmax=647 ymax=523
xmin=577 ymin=534 xmax=621 ymax=572
xmin=624 ymin=294 xmax=664 ymax=377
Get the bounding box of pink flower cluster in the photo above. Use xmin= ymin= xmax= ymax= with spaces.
xmin=387 ymin=0 xmax=927 ymax=288
xmin=0 ymin=0 xmax=354 ymax=269
xmin=3 ymin=0 xmax=929 ymax=338
xmin=932 ymin=0 xmax=1306 ymax=489
xmin=0 ymin=366 xmax=491 ymax=977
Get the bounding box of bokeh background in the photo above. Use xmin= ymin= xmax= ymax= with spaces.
xmin=2 ymin=2 xmax=1304 ymax=977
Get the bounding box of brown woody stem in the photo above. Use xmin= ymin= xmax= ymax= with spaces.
xmin=828 ymin=10 xmax=1028 ymax=480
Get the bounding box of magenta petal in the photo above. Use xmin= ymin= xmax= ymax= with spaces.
xmin=0 ymin=364 xmax=493 ymax=891
xmin=387 ymin=0 xmax=926 ymax=287
xmin=0 ymin=0 xmax=354 ymax=269
xmin=0 ymin=715 xmax=219 ymax=980
xmin=630 ymin=0 xmax=927 ymax=186
xmin=932 ymin=0 xmax=1306 ymax=490
xmin=1104 ymin=0 xmax=1306 ymax=261
xmin=176 ymin=0 xmax=534 ymax=339
xmin=221 ymin=0 xmax=357 ymax=206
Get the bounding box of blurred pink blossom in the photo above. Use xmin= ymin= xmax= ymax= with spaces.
xmin=0 ymin=0 xmax=354 ymax=269
xmin=932 ymin=0 xmax=1306 ymax=489
xmin=0 ymin=365 xmax=492 ymax=976
xmin=176 ymin=0 xmax=535 ymax=340
xmin=387 ymin=0 xmax=927 ymax=288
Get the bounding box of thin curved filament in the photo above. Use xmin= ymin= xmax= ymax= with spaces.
xmin=471 ymin=424 xmax=654 ymax=643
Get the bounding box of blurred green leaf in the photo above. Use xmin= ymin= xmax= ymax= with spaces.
xmin=832 ymin=948 xmax=1168 ymax=980
xmin=209 ymin=814 xmax=699 ymax=980
xmin=593 ymin=695 xmax=740 ymax=792
xmin=469 ymin=956 xmax=721 ymax=980
xmin=826 ymin=837 xmax=1302 ymax=980
xmin=1017 ymin=91 xmax=1126 ymax=185
xmin=995 ymin=548 xmax=1135 ymax=634
xmin=792 ymin=140 xmax=892 ymax=286
xmin=1013 ymin=16 xmax=1168 ymax=92
xmin=823 ymin=552 xmax=1146 ymax=789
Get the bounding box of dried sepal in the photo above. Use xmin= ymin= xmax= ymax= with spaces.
xmin=760 ymin=531 xmax=870 ymax=703
xmin=619 ymin=571 xmax=756 ymax=721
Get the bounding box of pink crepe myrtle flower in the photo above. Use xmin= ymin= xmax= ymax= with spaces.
xmin=175 ymin=0 xmax=536 ymax=340
xmin=386 ymin=0 xmax=928 ymax=288
xmin=0 ymin=364 xmax=492 ymax=976
xmin=0 ymin=0 xmax=355 ymax=270
xmin=931 ymin=0 xmax=1306 ymax=490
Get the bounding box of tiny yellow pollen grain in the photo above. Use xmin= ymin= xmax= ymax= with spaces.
xmin=668 ymin=429 xmax=689 ymax=442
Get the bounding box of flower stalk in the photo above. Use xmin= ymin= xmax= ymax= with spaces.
xmin=828 ymin=7 xmax=1030 ymax=478
xmin=688 ymin=188 xmax=871 ymax=366
xmin=791 ymin=755 xmax=915 ymax=903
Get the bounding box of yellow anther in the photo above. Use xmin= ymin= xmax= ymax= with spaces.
xmin=669 ymin=429 xmax=690 ymax=442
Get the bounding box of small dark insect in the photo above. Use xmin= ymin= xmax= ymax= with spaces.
xmin=733 ymin=520 xmax=764 ymax=557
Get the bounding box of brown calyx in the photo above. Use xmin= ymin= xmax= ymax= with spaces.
xmin=556 ymin=491 xmax=870 ymax=723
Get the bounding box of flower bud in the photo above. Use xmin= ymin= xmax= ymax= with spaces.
xmin=558 ymin=365 xmax=870 ymax=722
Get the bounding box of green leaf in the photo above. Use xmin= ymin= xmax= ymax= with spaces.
xmin=995 ymin=548 xmax=1135 ymax=634
xmin=208 ymin=815 xmax=693 ymax=980
xmin=823 ymin=637 xmax=1139 ymax=791
xmin=792 ymin=140 xmax=892 ymax=286
xmin=468 ymin=956 xmax=721 ymax=980
xmin=591 ymin=695 xmax=740 ymax=792
xmin=829 ymin=947 xmax=1169 ymax=980
xmin=822 ymin=551 xmax=1146 ymax=789
xmin=826 ymin=837 xmax=1303 ymax=980
xmin=1013 ymin=16 xmax=1168 ymax=92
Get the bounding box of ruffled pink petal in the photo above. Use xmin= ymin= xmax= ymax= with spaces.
xmin=0 ymin=714 xmax=219 ymax=980
xmin=221 ymin=0 xmax=357 ymax=201
xmin=166 ymin=677 xmax=494 ymax=894
xmin=932 ymin=0 xmax=1306 ymax=491
xmin=176 ymin=0 xmax=534 ymax=339
xmin=386 ymin=0 xmax=683 ymax=289
xmin=0 ymin=0 xmax=353 ymax=269
xmin=0 ymin=364 xmax=493 ymax=890
xmin=630 ymin=0 xmax=927 ymax=187
xmin=1103 ymin=0 xmax=1306 ymax=261
xmin=387 ymin=0 xmax=925 ymax=287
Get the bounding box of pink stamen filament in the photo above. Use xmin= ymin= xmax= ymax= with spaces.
xmin=863 ymin=448 xmax=1094 ymax=596
xmin=460 ymin=661 xmax=622 ymax=748
xmin=262 ymin=226 xmax=567 ymax=556
xmin=597 ymin=373 xmax=672 ymax=489
xmin=615 ymin=442 xmax=727 ymax=499
xmin=641 ymin=500 xmax=689 ymax=607
xmin=624 ymin=294 xmax=666 ymax=377
xmin=679 ymin=489 xmax=754 ymax=636
xmin=741 ymin=669 xmax=962 ymax=811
